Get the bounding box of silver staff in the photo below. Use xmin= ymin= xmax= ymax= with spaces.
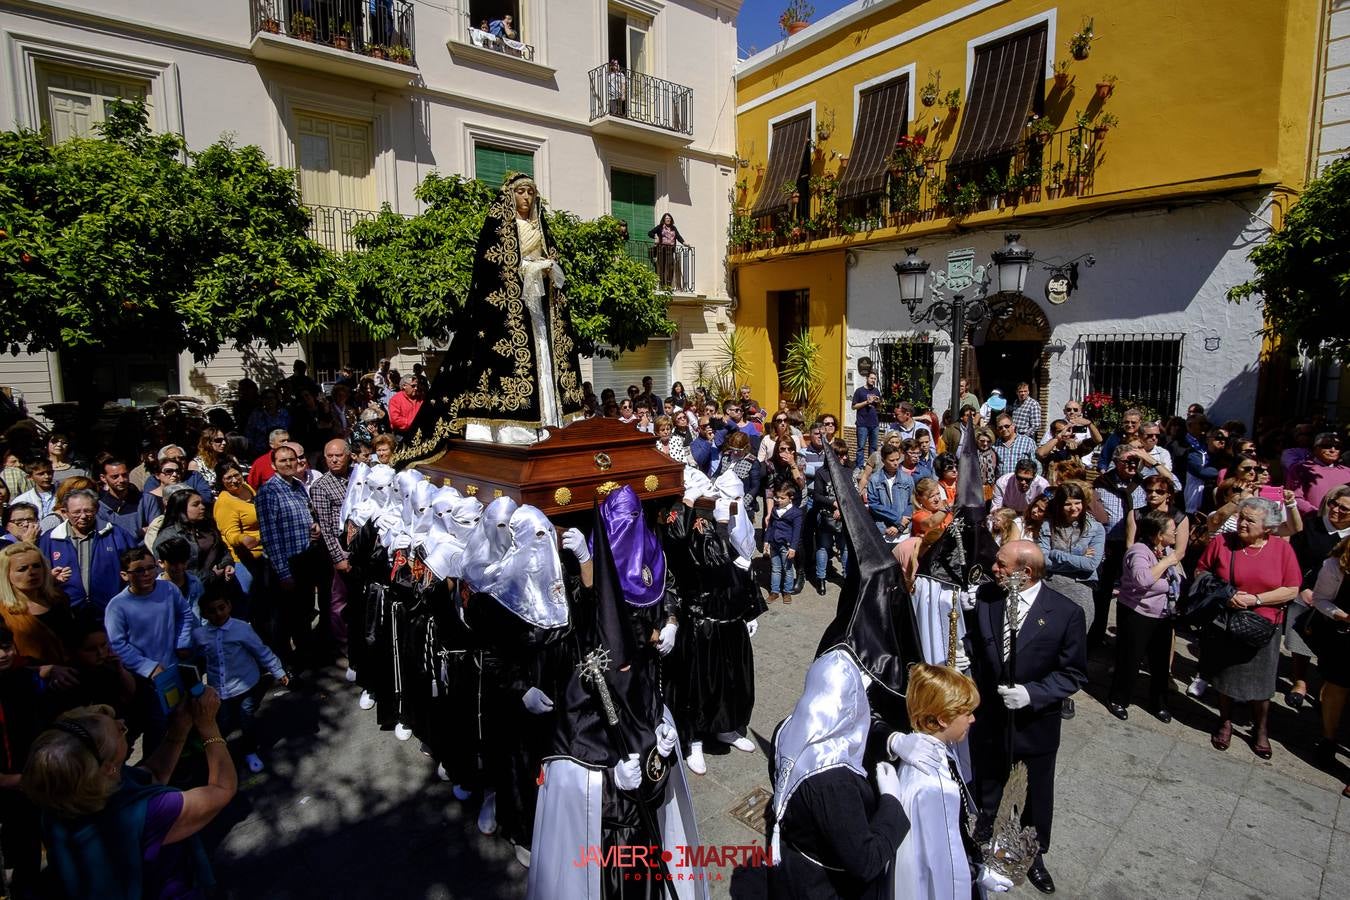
xmin=1000 ymin=569 xmax=1029 ymax=687
xmin=577 ymin=647 xmax=619 ymax=725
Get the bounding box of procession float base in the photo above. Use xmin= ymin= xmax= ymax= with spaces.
xmin=413 ymin=417 xmax=685 ymax=516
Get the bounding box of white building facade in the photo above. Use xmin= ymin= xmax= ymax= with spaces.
xmin=0 ymin=0 xmax=740 ymax=414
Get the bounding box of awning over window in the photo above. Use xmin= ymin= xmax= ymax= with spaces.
xmin=751 ymin=112 xmax=811 ymax=218
xmin=836 ymin=76 xmax=909 ymax=202
xmin=948 ymin=24 xmax=1047 ymax=167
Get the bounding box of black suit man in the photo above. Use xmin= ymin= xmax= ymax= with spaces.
xmin=963 ymin=540 xmax=1087 ymax=894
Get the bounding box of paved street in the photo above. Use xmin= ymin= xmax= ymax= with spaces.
xmin=206 ymin=578 xmax=1350 ymax=899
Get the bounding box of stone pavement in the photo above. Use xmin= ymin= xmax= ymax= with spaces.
xmin=206 ymin=578 xmax=1350 ymax=899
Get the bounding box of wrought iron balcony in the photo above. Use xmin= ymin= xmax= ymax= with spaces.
xmin=589 ymin=65 xmax=693 ymax=145
xmin=464 ymin=20 xmax=536 ymax=62
xmin=306 ymin=205 xmax=381 ymax=254
xmin=732 ymin=125 xmax=1103 ymax=253
xmin=251 ymin=0 xmax=416 ymax=65
xmin=625 ymin=239 xmax=696 ymax=294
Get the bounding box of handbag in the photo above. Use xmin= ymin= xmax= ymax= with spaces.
xmin=1176 ymin=570 xmax=1233 ymax=626
xmin=1205 ymin=546 xmax=1278 ymax=649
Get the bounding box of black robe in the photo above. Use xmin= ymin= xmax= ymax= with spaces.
xmin=399 ymin=182 xmax=584 ymax=466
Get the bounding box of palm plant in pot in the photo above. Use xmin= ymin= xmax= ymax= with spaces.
xmin=1053 ymin=59 xmax=1072 ymax=89
xmin=780 ymin=330 xmax=825 ymax=423
xmin=779 ymin=0 xmax=814 ymax=36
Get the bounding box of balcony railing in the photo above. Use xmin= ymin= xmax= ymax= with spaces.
xmin=625 ymin=239 xmax=696 ymax=293
xmin=307 ymin=204 xmax=380 ymax=253
xmin=251 ymin=0 xmax=416 ymax=63
xmin=464 ymin=20 xmax=536 ymax=62
xmin=588 ymin=65 xmax=693 ymax=136
xmin=732 ymin=126 xmax=1103 ymax=253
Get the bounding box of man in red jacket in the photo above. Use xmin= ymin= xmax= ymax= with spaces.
xmin=388 ymin=375 xmax=424 ymax=438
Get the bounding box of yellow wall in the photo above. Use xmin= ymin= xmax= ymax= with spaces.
xmin=735 ymin=252 xmax=848 ymax=417
xmin=736 ymin=0 xmax=1321 ymax=209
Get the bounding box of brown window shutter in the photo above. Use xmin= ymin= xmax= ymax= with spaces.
xmin=836 ymin=76 xmax=909 ymax=202
xmin=948 ymin=24 xmax=1048 ymax=168
xmin=751 ymin=112 xmax=812 ymax=218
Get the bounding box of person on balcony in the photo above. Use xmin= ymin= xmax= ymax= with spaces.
xmin=647 ymin=213 xmax=689 ymax=292
xmin=606 ymin=59 xmax=627 ymax=117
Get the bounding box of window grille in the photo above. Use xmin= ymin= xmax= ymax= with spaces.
xmin=874 ymin=336 xmax=937 ymax=411
xmin=1075 ymin=333 xmax=1185 ymax=417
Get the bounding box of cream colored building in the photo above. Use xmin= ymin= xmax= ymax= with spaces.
xmin=0 ymin=0 xmax=740 ymax=415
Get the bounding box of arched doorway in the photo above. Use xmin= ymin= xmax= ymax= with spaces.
xmin=973 ymin=295 xmax=1051 ymax=415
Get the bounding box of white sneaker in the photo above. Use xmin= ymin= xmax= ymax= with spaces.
xmin=359 ymin=690 xmax=376 ymax=710
xmin=513 ymin=842 xmax=531 ymax=868
xmin=453 ymin=784 xmax=473 ymax=801
xmin=436 ymin=764 xmax=450 ymax=782
xmin=394 ymin=723 xmax=413 ymax=741
xmin=1187 ymin=677 xmax=1209 ymax=698
xmin=718 ymin=731 xmax=756 ymax=752
xmin=244 ymin=753 xmax=264 ymax=774
xmin=345 ymin=667 xmax=358 ymax=684
xmin=687 ymin=741 xmax=707 ymax=775
xmin=477 ymin=792 xmax=498 ymax=835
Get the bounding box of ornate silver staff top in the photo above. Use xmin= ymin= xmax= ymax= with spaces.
xmin=999 ymin=569 xmax=1029 ymax=684
xmin=577 ymin=647 xmax=619 ymax=726
xmin=981 ymin=761 xmax=1042 ymax=885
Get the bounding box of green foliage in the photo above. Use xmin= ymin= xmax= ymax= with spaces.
xmin=710 ymin=330 xmax=752 ymax=400
xmin=1229 ymin=156 xmax=1350 ymax=362
xmin=780 ymin=330 xmax=824 ymax=421
xmin=0 ymin=101 xmax=342 ymax=359
xmin=878 ymin=339 xmax=935 ymax=411
xmin=341 ymin=173 xmax=672 ymax=358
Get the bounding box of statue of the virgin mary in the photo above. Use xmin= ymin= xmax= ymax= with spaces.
xmin=398 ymin=173 xmax=585 ymax=464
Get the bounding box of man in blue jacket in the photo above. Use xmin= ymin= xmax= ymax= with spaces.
xmin=39 ymin=488 xmax=139 ymax=611
xmin=865 ymin=444 xmax=913 ymax=542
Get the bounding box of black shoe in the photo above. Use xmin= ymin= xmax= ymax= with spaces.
xmin=1060 ymin=698 xmax=1075 ymax=720
xmin=1151 ymin=705 xmax=1173 ymax=724
xmin=1108 ymin=702 xmax=1128 ymax=721
xmin=814 ymin=579 xmax=827 ymax=596
xmin=1027 ymin=856 xmax=1056 ymax=894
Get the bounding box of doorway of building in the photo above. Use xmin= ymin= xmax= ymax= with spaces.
xmin=975 ymin=341 xmax=1044 ymax=399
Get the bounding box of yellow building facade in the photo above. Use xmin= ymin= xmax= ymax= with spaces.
xmin=731 ymin=0 xmax=1322 ymax=426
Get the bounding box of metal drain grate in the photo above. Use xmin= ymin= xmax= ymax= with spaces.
xmin=727 ymin=785 xmax=773 ymax=833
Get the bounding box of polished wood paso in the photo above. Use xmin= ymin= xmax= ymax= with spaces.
xmin=412 ymin=417 xmax=685 ymax=516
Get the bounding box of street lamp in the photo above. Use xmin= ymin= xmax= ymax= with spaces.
xmin=892 ymin=234 xmax=1037 ymax=421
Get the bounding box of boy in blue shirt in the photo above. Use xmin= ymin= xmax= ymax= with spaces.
xmin=762 ymin=484 xmax=804 ymax=603
xmin=192 ymin=579 xmax=287 ymax=774
xmin=156 ymin=536 xmax=204 ymax=622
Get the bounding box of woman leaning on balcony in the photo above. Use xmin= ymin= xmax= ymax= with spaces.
xmin=648 ymin=213 xmax=690 ymax=291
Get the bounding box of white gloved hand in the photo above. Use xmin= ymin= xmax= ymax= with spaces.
xmin=522 ymin=686 xmax=554 ymax=715
xmin=613 ymin=753 xmax=642 ymax=790
xmin=733 ymin=556 xmax=752 ymax=571
xmin=959 ymin=588 xmax=979 ymax=611
xmin=561 ymin=527 xmax=590 ymax=563
xmin=746 ymin=618 xmax=759 ymax=638
xmin=657 ymin=622 xmax=678 ymax=656
xmin=953 ymin=644 xmax=970 ymax=672
xmin=549 ymin=260 xmax=566 ymax=289
xmin=888 ymin=731 xmax=943 ymax=776
xmin=977 ymin=866 xmax=1014 ymax=893
xmin=998 ymin=684 xmax=1032 ymax=710
xmin=655 ymin=722 xmax=677 ymax=758
xmin=874 ymin=761 xmax=901 ymax=799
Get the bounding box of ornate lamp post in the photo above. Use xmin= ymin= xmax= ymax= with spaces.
xmin=893 ymin=233 xmax=1036 ymax=419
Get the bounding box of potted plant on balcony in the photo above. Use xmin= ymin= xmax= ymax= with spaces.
xmin=1069 ymin=17 xmax=1096 ymax=60
xmin=1053 ymin=59 xmax=1072 ymax=89
xmin=290 ymin=13 xmax=316 ymax=42
xmin=980 ymin=168 xmax=1005 ymax=212
xmin=779 ymin=1 xmax=814 ymax=36
xmin=388 ymin=44 xmax=414 ymax=65
xmin=367 ymin=44 xmax=387 ymax=60
xmin=1027 ymin=115 xmax=1057 ymax=146
xmin=1047 ymin=161 xmax=1066 ymax=199
xmin=921 ymin=71 xmax=940 ymax=107
xmin=1019 ymin=164 xmax=1044 ymax=203
xmin=1092 ymin=112 xmax=1118 ymax=140
xmin=259 ymin=1 xmax=281 ymax=34
xmin=332 ymin=21 xmax=353 ymax=51
xmin=943 ymin=88 xmax=962 ymax=115
xmin=1095 ymin=74 xmax=1117 ymax=100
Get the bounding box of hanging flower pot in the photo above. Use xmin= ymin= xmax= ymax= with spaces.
xmin=921 ymin=89 xmax=938 ymax=107
xmin=1054 ymin=72 xmax=1071 ymax=90
xmin=1095 ymin=81 xmax=1114 ymax=101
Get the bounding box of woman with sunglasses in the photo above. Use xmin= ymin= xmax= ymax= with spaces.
xmin=757 ymin=412 xmax=801 ymax=463
xmin=1290 ymin=432 xmax=1350 ymax=518
xmin=1209 ymin=463 xmax=1301 ymax=538
xmin=668 ymin=409 xmax=695 ymax=465
xmin=1126 ymin=475 xmax=1191 ymax=562
xmin=46 ymin=432 xmax=88 ymax=486
xmin=188 ymin=427 xmax=230 ymax=493
xmin=975 ymin=428 xmax=998 ymax=501
xmin=1286 ymin=484 xmax=1350 ymax=710
xmin=1038 ymin=482 xmax=1106 ymax=631
xmin=22 ymin=694 xmax=235 ymax=899
xmin=137 ymin=458 xmax=184 ymax=537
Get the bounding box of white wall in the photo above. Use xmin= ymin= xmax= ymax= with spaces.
xmin=844 ymin=194 xmax=1270 ymax=427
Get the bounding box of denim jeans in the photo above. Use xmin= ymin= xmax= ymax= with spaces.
xmin=769 ymin=545 xmax=796 ymax=594
xmin=218 ymin=681 xmax=268 ymax=755
xmin=855 ymin=425 xmax=879 ymax=469
xmin=815 ymin=528 xmax=849 ymax=580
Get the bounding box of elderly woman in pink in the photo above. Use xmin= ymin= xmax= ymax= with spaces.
xmin=1289 ymin=432 xmax=1350 ymax=518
